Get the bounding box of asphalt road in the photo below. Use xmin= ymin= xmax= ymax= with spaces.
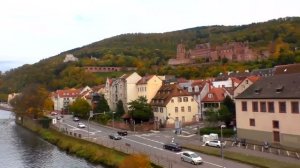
xmin=53 ymin=115 xmax=252 ymax=168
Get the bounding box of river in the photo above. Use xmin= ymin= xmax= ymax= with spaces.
xmin=0 ymin=109 xmax=104 ymax=168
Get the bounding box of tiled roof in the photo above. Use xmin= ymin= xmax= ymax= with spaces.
xmin=236 ymin=73 xmax=300 ymax=99
xmin=137 ymin=75 xmax=154 ymax=85
xmin=54 ymin=88 xmax=80 ymax=98
xmin=247 ymin=76 xmax=260 ymax=83
xmin=274 ymin=63 xmax=300 ymax=75
xmin=151 ymin=84 xmax=191 ymax=106
xmin=202 ymin=88 xmax=226 ymax=102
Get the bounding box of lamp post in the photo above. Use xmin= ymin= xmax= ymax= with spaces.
xmin=220 ymin=124 xmax=226 ymax=164
xmin=112 ymin=112 xmax=116 ymax=128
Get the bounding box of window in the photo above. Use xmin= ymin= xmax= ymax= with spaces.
xmin=171 ymin=99 xmax=174 ymax=103
xmin=175 ymin=107 xmax=178 ymax=113
xmin=178 ymin=97 xmax=182 ymax=102
xmin=291 ymin=102 xmax=299 ymax=113
xmin=273 ymin=131 xmax=280 ymax=142
xmin=183 ymin=97 xmax=188 ymax=102
xmin=252 ymin=101 xmax=258 ymax=112
xmin=260 ymin=102 xmax=266 ymax=112
xmin=188 ymin=106 xmax=191 ymax=112
xmin=160 ymin=107 xmax=163 ymax=113
xmin=250 ymin=118 xmax=255 ymax=126
xmin=268 ymin=102 xmax=274 ymax=113
xmin=242 ymin=101 xmax=247 ymax=111
xmin=273 ymin=120 xmax=279 ymax=129
xmin=279 ymin=102 xmax=286 ymax=113
xmin=181 ymin=106 xmax=185 ymax=112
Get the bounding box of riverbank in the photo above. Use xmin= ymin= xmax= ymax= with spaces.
xmin=15 ymin=116 xmax=161 ymax=168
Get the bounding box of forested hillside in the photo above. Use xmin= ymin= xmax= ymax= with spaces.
xmin=0 ymin=17 xmax=300 ymax=101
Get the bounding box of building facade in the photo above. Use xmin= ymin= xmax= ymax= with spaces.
xmin=235 ymin=73 xmax=300 ymax=149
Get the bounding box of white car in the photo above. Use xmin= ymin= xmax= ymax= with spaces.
xmin=77 ymin=123 xmax=86 ymax=128
xmin=181 ymin=151 xmax=203 ymax=165
xmin=205 ymin=140 xmax=223 ymax=148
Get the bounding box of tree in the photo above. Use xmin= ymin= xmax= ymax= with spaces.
xmin=128 ymin=96 xmax=153 ymax=122
xmin=116 ymin=100 xmax=125 ymax=118
xmin=10 ymin=84 xmax=53 ymax=119
xmin=205 ymin=108 xmax=219 ymax=127
xmin=222 ymin=96 xmax=236 ymax=119
xmin=218 ymin=105 xmax=233 ymax=127
xmin=119 ymin=154 xmax=151 ymax=168
xmin=93 ymin=94 xmax=110 ymax=114
xmin=69 ymin=98 xmax=91 ymax=119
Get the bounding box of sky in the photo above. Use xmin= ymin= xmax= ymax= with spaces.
xmin=0 ymin=0 xmax=299 ymax=72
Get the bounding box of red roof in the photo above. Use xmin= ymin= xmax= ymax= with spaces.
xmin=54 ymin=88 xmax=80 ymax=98
xmin=202 ymin=88 xmax=226 ymax=102
xmin=247 ymin=75 xmax=260 ymax=83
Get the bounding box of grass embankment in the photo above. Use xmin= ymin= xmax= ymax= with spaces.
xmin=19 ymin=118 xmax=162 ymax=168
xmin=183 ymin=144 xmax=300 ymax=168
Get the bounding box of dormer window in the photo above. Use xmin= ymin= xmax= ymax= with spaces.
xmin=208 ymin=94 xmax=213 ymax=98
xmin=194 ymin=86 xmax=199 ymax=92
xmin=276 ymin=86 xmax=284 ymax=93
xmin=188 ymin=87 xmax=192 ymax=92
xmin=254 ymin=88 xmax=262 ymax=94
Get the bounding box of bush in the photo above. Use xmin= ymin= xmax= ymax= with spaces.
xmin=199 ymin=127 xmax=234 ymax=137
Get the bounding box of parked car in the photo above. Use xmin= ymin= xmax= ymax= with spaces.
xmin=77 ymin=123 xmax=86 ymax=128
xmin=51 ymin=111 xmax=57 ymax=116
xmin=117 ymin=131 xmax=128 ymax=136
xmin=73 ymin=117 xmax=80 ymax=122
xmin=163 ymin=143 xmax=182 ymax=152
xmin=205 ymin=140 xmax=223 ymax=148
xmin=181 ymin=151 xmax=203 ymax=165
xmin=109 ymin=133 xmax=122 ymax=140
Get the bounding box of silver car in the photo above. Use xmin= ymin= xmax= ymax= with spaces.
xmin=205 ymin=140 xmax=223 ymax=148
xmin=181 ymin=151 xmax=203 ymax=165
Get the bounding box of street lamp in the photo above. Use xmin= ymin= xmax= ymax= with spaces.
xmin=112 ymin=112 xmax=116 ymax=128
xmin=220 ymin=124 xmax=226 ymax=162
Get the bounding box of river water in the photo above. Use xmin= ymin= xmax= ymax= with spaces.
xmin=0 ymin=109 xmax=104 ymax=168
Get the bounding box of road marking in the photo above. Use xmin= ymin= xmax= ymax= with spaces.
xmin=135 ymin=135 xmax=164 ymax=144
xmin=203 ymin=161 xmax=225 ymax=168
xmin=123 ymin=137 xmax=164 ymax=151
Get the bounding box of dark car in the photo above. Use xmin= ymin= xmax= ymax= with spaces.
xmin=117 ymin=131 xmax=128 ymax=136
xmin=109 ymin=134 xmax=122 ymax=140
xmin=163 ymin=143 xmax=182 ymax=152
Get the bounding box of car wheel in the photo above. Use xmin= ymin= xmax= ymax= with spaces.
xmin=205 ymin=143 xmax=208 ymax=146
xmin=217 ymin=145 xmax=220 ymax=148
xmin=192 ymin=161 xmax=195 ymax=165
xmin=181 ymin=157 xmax=184 ymax=161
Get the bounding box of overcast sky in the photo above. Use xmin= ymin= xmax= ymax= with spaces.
xmin=0 ymin=0 xmax=299 ymax=72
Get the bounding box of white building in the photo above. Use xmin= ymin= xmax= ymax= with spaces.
xmin=63 ymin=54 xmax=79 ymax=63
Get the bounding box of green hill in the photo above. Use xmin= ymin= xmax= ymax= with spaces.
xmin=1 ymin=17 xmax=300 ymax=101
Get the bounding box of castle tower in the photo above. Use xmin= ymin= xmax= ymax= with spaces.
xmin=176 ymin=43 xmax=186 ymax=59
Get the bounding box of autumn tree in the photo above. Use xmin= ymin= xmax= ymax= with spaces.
xmin=10 ymin=84 xmax=53 ymax=119
xmin=69 ymin=98 xmax=91 ymax=119
xmin=128 ymin=96 xmax=153 ymax=122
xmin=119 ymin=154 xmax=151 ymax=168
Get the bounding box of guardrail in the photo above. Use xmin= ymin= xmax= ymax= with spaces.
xmin=227 ymin=139 xmax=300 ymax=160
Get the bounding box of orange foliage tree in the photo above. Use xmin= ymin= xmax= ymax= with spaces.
xmin=119 ymin=154 xmax=151 ymax=168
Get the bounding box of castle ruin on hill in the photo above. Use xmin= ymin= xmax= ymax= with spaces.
xmin=168 ymin=42 xmax=257 ymax=65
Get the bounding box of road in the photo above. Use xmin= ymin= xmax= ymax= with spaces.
xmin=54 ymin=115 xmax=252 ymax=168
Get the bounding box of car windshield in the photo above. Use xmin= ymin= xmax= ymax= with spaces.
xmin=190 ymin=153 xmax=199 ymax=158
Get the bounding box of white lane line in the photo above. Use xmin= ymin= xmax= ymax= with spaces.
xmin=203 ymin=161 xmax=225 ymax=168
xmin=123 ymin=137 xmax=164 ymax=151
xmin=135 ymin=135 xmax=164 ymax=144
